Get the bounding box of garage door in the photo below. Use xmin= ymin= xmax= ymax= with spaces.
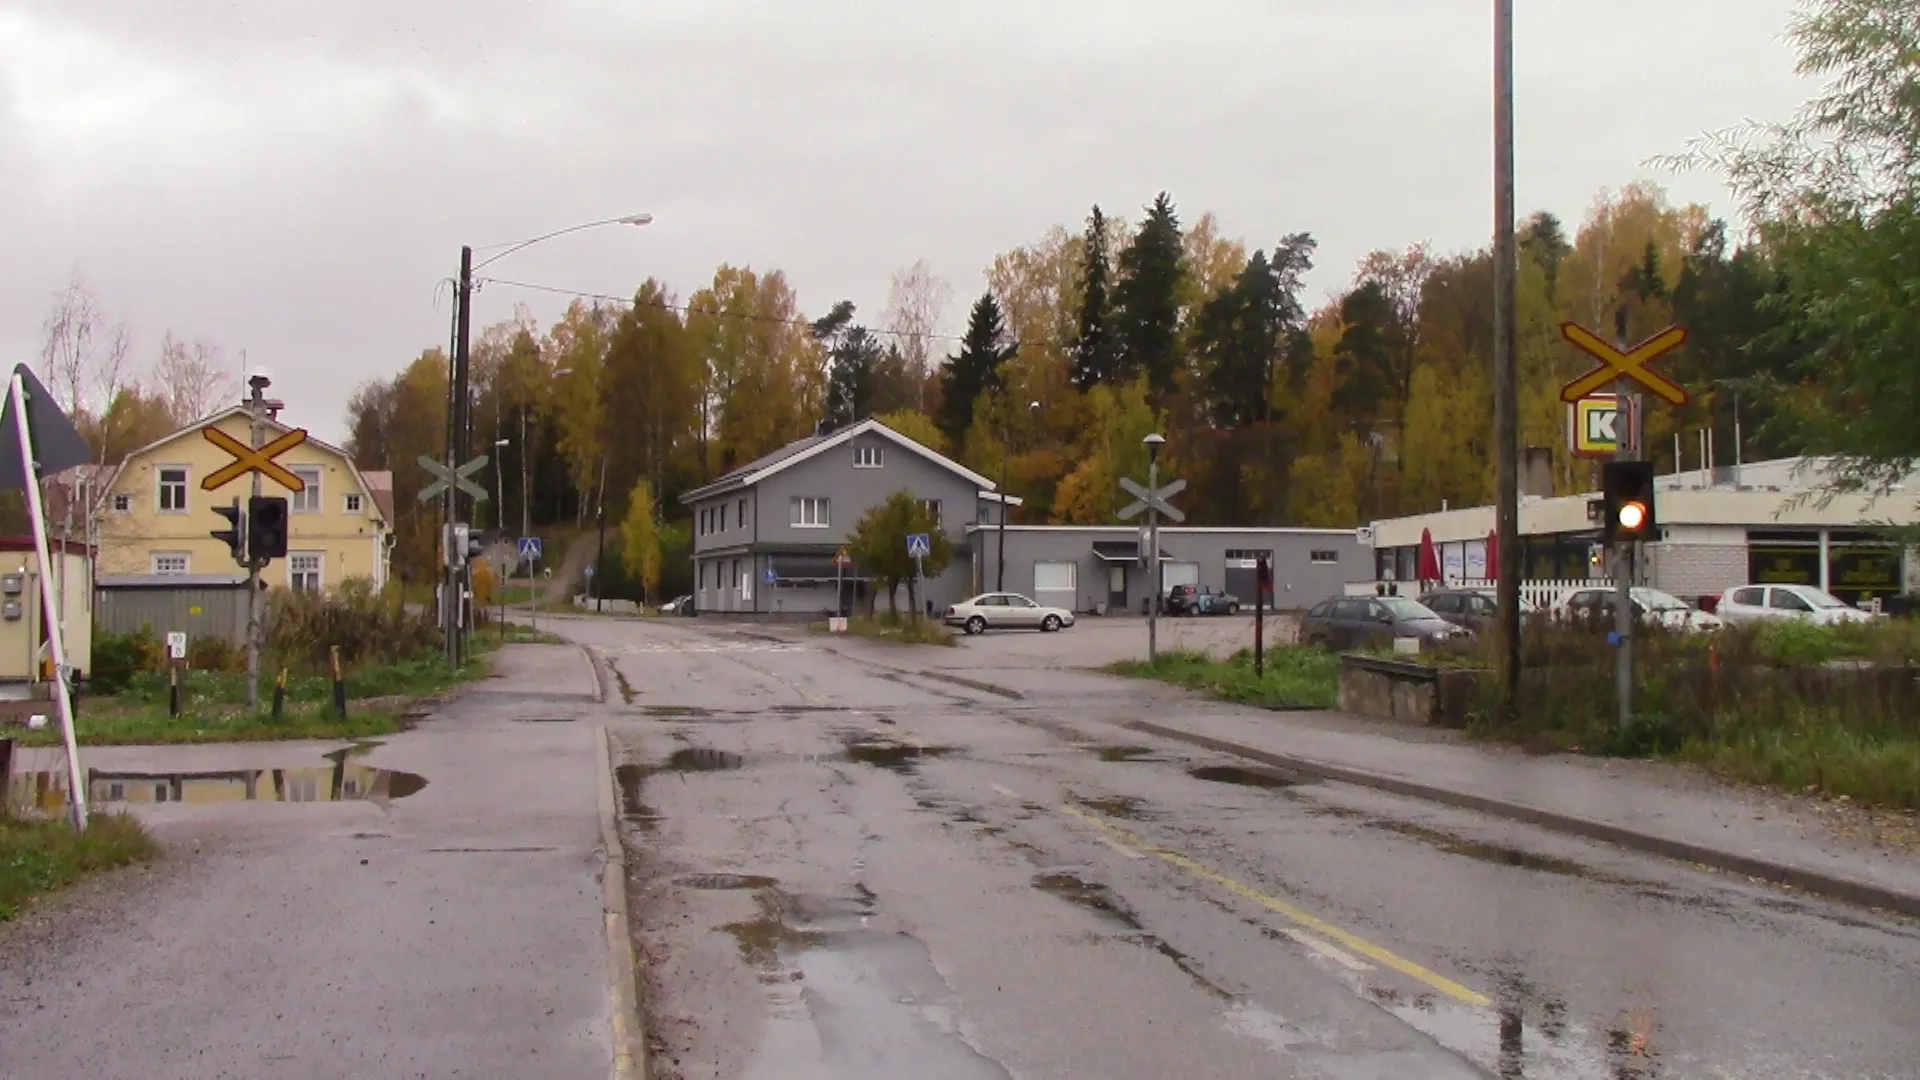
xmin=1160 ymin=561 xmax=1199 ymax=594
xmin=1225 ymin=549 xmax=1270 ymax=608
xmin=1034 ymin=561 xmax=1078 ymax=609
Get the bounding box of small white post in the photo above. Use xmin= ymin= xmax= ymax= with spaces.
xmin=9 ymin=374 xmax=87 ymax=828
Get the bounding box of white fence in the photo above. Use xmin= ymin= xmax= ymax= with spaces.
xmin=1345 ymin=577 xmax=1609 ymax=610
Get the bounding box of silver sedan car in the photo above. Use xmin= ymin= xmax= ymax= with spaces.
xmin=943 ymin=593 xmax=1077 ymax=634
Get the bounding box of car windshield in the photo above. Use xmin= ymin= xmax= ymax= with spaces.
xmin=1799 ymin=588 xmax=1851 ymax=609
xmin=1380 ymin=598 xmax=1439 ymax=620
xmin=1631 ymin=588 xmax=1691 ymax=612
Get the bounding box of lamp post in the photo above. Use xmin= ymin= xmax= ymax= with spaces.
xmin=494 ymin=437 xmax=508 ymax=637
xmin=447 ymin=212 xmax=651 ymax=660
xmin=996 ymin=399 xmax=1041 ymax=592
xmin=1144 ymin=432 xmax=1166 ymax=664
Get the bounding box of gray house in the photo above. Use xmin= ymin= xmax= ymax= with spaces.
xmin=679 ymin=418 xmax=1013 ymax=617
xmin=972 ymin=525 xmax=1372 ymax=614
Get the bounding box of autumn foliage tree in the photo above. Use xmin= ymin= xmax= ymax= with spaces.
xmin=847 ymin=491 xmax=951 ymax=617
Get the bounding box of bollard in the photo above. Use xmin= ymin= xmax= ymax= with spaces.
xmin=272 ymin=668 xmax=288 ymax=720
xmin=330 ymin=646 xmax=347 ymax=717
xmin=168 ymin=663 xmax=181 ymax=718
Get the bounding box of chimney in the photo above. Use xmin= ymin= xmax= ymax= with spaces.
xmin=1521 ymin=446 xmax=1555 ymax=499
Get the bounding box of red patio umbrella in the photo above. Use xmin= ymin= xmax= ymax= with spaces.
xmin=1417 ymin=527 xmax=1442 ymax=583
xmin=1484 ymin=529 xmax=1500 ymax=583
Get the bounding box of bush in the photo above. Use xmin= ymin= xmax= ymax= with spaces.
xmin=186 ymin=635 xmax=243 ymax=672
xmin=89 ymin=627 xmax=164 ymax=694
xmin=266 ymin=578 xmax=441 ymax=671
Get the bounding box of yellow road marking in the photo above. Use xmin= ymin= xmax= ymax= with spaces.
xmin=1060 ymin=804 xmax=1491 ymax=1007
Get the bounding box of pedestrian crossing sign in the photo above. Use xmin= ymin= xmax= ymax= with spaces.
xmin=907 ymin=533 xmax=931 ymax=558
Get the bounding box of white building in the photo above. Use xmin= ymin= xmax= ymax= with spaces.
xmin=1367 ymin=456 xmax=1919 ymax=608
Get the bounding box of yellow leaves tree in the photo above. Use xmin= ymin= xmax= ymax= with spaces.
xmin=1050 ymin=379 xmax=1162 ymax=523
xmin=620 ymin=479 xmax=663 ymax=604
xmin=689 ymin=265 xmax=823 ymax=468
xmin=872 ymin=409 xmax=948 ymax=454
xmin=547 ymin=300 xmax=618 ymax=525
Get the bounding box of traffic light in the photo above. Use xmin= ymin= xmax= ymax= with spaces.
xmin=1601 ymin=460 xmax=1657 ymax=544
xmin=249 ymin=496 xmax=289 ymax=562
xmin=211 ymin=497 xmax=246 ymax=565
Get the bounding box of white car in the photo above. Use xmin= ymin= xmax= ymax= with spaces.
xmin=1714 ymin=584 xmax=1878 ymax=627
xmin=943 ymin=593 xmax=1076 ymax=634
xmin=1554 ymin=586 xmax=1725 ymax=633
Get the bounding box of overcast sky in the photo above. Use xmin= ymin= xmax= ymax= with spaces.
xmin=2 ymin=0 xmax=1810 ymax=445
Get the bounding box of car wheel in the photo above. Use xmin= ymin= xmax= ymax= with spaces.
xmin=1228 ymin=603 xmax=1240 ymax=615
xmin=965 ymin=615 xmax=986 ymax=636
xmin=1041 ymin=614 xmax=1062 ymax=632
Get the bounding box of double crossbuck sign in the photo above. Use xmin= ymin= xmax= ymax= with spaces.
xmin=1117 ymin=477 xmax=1186 ymax=524
xmin=416 ymin=454 xmax=490 ymax=503
xmin=201 ymin=426 xmax=308 ymax=491
xmin=1559 ymin=323 xmax=1690 ymax=407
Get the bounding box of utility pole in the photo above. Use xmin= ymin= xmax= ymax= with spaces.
xmin=245 ymin=377 xmax=266 ymax=710
xmin=1491 ymin=0 xmax=1522 ymax=720
xmin=595 ymin=457 xmax=607 ymax=613
xmin=442 ymin=246 xmax=473 ymax=668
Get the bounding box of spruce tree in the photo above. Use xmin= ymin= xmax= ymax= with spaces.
xmin=1112 ymin=192 xmax=1186 ymax=398
xmin=1071 ymin=205 xmax=1116 ymax=389
xmin=939 ymin=292 xmax=1016 ymax=445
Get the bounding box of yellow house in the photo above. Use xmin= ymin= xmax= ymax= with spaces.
xmin=96 ymin=407 xmax=391 ymax=590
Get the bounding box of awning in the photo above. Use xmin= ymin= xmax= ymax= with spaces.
xmin=1091 ymin=541 xmax=1171 ymax=563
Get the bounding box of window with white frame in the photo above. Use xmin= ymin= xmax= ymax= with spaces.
xmin=289 ymin=552 xmax=323 ymax=593
xmin=151 ymin=552 xmax=190 ymax=574
xmin=290 ymin=466 xmax=322 ymax=512
xmin=112 ymin=493 xmax=132 ymax=513
xmin=157 ymin=467 xmax=189 ymax=513
xmin=853 ymin=444 xmax=884 ymax=468
xmin=344 ymin=493 xmax=363 ymax=513
xmin=920 ymin=499 xmax=943 ymax=528
xmin=791 ymin=497 xmax=830 ymax=528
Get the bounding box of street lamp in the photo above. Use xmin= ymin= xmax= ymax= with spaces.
xmin=493 ymin=437 xmax=509 ymax=638
xmin=1143 ymin=433 xmax=1166 ymax=663
xmin=443 ymin=212 xmax=653 ymax=665
xmin=996 ymin=400 xmax=1041 ymax=592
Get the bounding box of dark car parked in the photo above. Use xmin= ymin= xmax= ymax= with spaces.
xmin=1166 ymin=584 xmax=1241 ymax=616
xmin=1299 ymin=595 xmax=1472 ymax=650
xmin=1420 ymin=588 xmax=1534 ymax=631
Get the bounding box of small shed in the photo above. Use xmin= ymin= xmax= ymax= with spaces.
xmin=95 ymin=574 xmax=252 ymax=648
xmin=0 ymin=537 xmax=94 ymax=682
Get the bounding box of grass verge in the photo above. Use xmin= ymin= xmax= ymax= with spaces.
xmin=1106 ymin=646 xmax=1338 ymax=709
xmin=808 ymin=613 xmax=956 ymax=647
xmin=0 ymin=813 xmax=159 ymax=920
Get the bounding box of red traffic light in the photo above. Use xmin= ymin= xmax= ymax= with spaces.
xmin=1618 ymin=501 xmax=1647 ymax=531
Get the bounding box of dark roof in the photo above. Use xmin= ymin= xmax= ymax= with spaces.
xmin=681 ymin=433 xmax=833 ymax=501
xmin=1091 ymin=541 xmax=1172 ymax=562
xmin=97 ymin=574 xmax=250 ymax=589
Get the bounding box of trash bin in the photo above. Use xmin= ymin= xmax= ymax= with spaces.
xmin=1095 ymin=601 xmax=1108 ymax=616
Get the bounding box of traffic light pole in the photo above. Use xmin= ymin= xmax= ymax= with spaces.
xmin=245 ymin=382 xmax=265 ymax=712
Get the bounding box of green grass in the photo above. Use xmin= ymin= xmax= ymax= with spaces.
xmin=808 ymin=612 xmax=956 ymax=646
xmin=1686 ymin=724 xmax=1920 ymax=809
xmin=1107 ymin=646 xmax=1338 ymax=709
xmin=0 ymin=813 xmax=160 ymax=920
xmin=19 ymin=703 xmax=411 ymax=747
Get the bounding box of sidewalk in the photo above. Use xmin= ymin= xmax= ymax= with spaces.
xmin=0 ymin=644 xmax=628 ymax=1080
xmin=1124 ymin=703 xmax=1920 ymax=917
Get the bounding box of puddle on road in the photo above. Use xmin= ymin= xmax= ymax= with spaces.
xmin=842 ymin=738 xmax=954 ymax=773
xmin=613 ymin=764 xmax=662 ymax=830
xmin=1031 ymin=872 xmax=1229 ymax=999
xmin=1094 ymin=745 xmax=1155 ymax=762
xmin=1075 ymin=794 xmax=1150 ymax=820
xmin=1370 ymin=821 xmax=1595 ymax=879
xmin=642 ymin=705 xmax=715 ymax=719
xmin=51 ymin=745 xmax=429 ymax=807
xmin=665 ymin=747 xmax=746 ymax=772
xmin=679 ymin=873 xmax=780 ymax=891
xmin=1190 ymin=764 xmax=1302 ymax=790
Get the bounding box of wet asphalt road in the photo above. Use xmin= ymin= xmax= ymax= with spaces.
xmin=562 ymin=615 xmax=1920 ymax=1080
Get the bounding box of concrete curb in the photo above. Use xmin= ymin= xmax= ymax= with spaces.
xmin=595 ymin=728 xmax=645 ymax=1079
xmin=580 ymin=645 xmax=606 ymax=705
xmin=1125 ymin=718 xmax=1920 ymax=920
xmin=914 ymin=669 xmax=1025 ymax=701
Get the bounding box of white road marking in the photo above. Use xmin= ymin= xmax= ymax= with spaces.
xmin=1279 ymin=927 xmax=1374 ymax=972
xmin=990 ymin=783 xmax=1020 ymax=799
xmin=1091 ymin=832 xmax=1146 ymax=861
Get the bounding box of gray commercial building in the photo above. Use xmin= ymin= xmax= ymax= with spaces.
xmin=680 ymin=417 xmax=1013 ymax=617
xmin=969 ymin=525 xmax=1372 ymax=614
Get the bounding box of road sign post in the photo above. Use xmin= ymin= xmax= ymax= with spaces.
xmin=198 ymin=400 xmax=307 ymax=709
xmin=1561 ymin=320 xmax=1688 ymax=732
xmin=1118 ymin=462 xmax=1183 ymax=663
xmin=416 ymin=454 xmax=490 ymax=666
xmin=834 ymin=547 xmax=852 ymax=617
xmin=906 ymin=534 xmax=930 ymax=621
xmin=517 ymin=536 xmax=541 ymax=633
